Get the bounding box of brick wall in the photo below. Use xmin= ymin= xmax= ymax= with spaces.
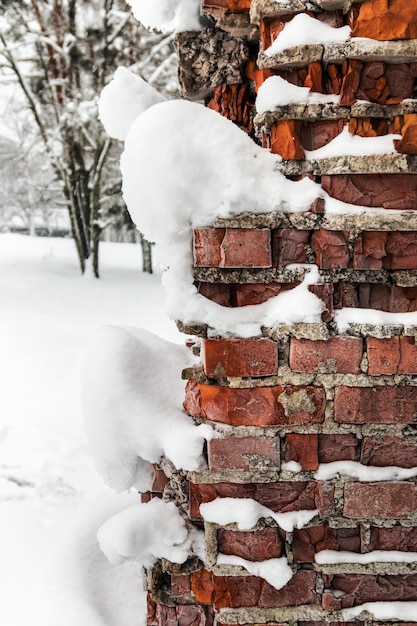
xmin=144 ymin=0 xmax=417 ymax=624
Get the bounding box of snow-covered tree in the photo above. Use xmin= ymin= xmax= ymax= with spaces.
xmin=0 ymin=0 xmax=178 ymax=276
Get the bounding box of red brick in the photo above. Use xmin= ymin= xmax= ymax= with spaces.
xmin=189 ymin=481 xmax=322 ymax=519
xmin=285 ymin=433 xmax=319 ymax=471
xmin=367 ymin=336 xmax=417 ymax=375
xmin=289 ymin=337 xmax=363 ymax=374
xmin=184 ymin=383 xmax=326 ymax=426
xmin=386 ymin=231 xmax=417 ymax=269
xmin=311 ymin=230 xmax=349 ymax=269
xmin=322 ymin=572 xmax=417 ymax=610
xmin=171 ymin=574 xmax=192 ymax=599
xmin=344 ymin=482 xmax=417 ymax=519
xmin=151 ymin=466 xmax=169 ymax=492
xmin=334 ymin=385 xmax=417 ymax=424
xmin=191 ymin=570 xmax=316 ymax=608
xmin=318 ymin=433 xmax=358 ymax=463
xmin=193 ymin=228 xmax=224 ymax=266
xmin=208 ymin=436 xmax=280 ymax=472
xmin=369 ymin=525 xmax=417 ymax=551
xmin=198 ymin=283 xmax=231 ymax=306
xmin=353 ymin=231 xmax=388 ymax=270
xmin=292 ymin=524 xmax=361 ymax=563
xmin=147 ymin=598 xmax=214 ymax=626
xmin=193 ymin=228 xmax=272 ymax=268
xmin=322 ymin=174 xmax=417 ymax=210
xmin=234 ymin=283 xmax=282 ymax=307
xmin=272 ymin=229 xmax=309 ymax=267
xmin=308 ymin=284 xmax=334 ymax=323
xmin=217 ymin=527 xmax=284 ymax=561
xmin=361 ymin=435 xmax=417 ymax=468
xmin=203 ymin=337 xmax=278 ymax=377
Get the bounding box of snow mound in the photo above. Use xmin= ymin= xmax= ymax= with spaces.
xmin=265 ymin=13 xmax=351 ymax=56
xmin=121 ymin=99 xmax=319 ymax=245
xmin=82 ymin=326 xmax=213 ymax=491
xmin=127 ymin=0 xmax=201 ymax=33
xmin=256 ymin=75 xmax=339 ymax=114
xmin=98 ymin=498 xmax=190 ymax=568
xmin=99 ymin=67 xmax=165 ymax=141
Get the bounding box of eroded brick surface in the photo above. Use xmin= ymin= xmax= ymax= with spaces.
xmin=292 ymin=524 xmax=361 ymax=563
xmin=217 ymin=527 xmax=284 ymax=561
xmin=344 ymin=482 xmax=417 ymax=519
xmin=203 ymin=337 xmax=278 ymax=377
xmin=208 ymin=436 xmax=280 ymax=471
xmin=285 ymin=433 xmax=319 ymax=471
xmin=361 ymin=435 xmax=417 ymax=468
xmin=323 ymin=572 xmax=417 ymax=609
xmin=367 ymin=336 xmax=417 ymax=375
xmin=289 ymin=337 xmax=363 ymax=374
xmin=334 ymin=386 xmax=417 ymax=424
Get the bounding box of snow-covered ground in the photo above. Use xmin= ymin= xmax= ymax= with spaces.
xmin=0 ymin=233 xmax=181 ymax=626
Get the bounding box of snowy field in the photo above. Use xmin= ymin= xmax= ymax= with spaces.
xmin=0 ymin=233 xmax=181 ymax=626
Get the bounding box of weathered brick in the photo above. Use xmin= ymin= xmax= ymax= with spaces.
xmin=351 ymin=0 xmax=417 ymax=41
xmin=318 ymin=433 xmax=358 ymax=463
xmin=234 ymin=283 xmax=283 ymax=307
xmin=151 ymin=466 xmax=169 ymax=492
xmin=189 ymin=481 xmax=323 ymax=519
xmin=334 ymin=386 xmax=417 ymax=424
xmin=269 ymin=120 xmax=304 ymax=159
xmin=322 ymin=174 xmax=417 ymax=210
xmin=361 ymin=435 xmax=417 ymax=468
xmin=147 ymin=597 xmax=214 ymax=626
xmin=344 ymin=482 xmax=417 ymax=519
xmin=367 ymin=336 xmax=417 ymax=375
xmin=285 ymin=433 xmax=319 ymax=471
xmin=272 ymin=229 xmax=309 ymax=267
xmin=193 ymin=228 xmax=272 ymax=268
xmin=322 ymin=572 xmax=417 ymax=610
xmin=217 ymin=527 xmax=284 ymax=561
xmin=308 ymin=284 xmax=334 ymax=323
xmin=198 ymin=283 xmax=231 ymax=306
xmin=171 ymin=574 xmax=192 ymax=599
xmin=289 ymin=337 xmax=363 ymax=374
xmin=184 ymin=383 xmax=326 ymax=426
xmin=311 ymin=230 xmax=349 ymax=269
xmin=208 ymin=436 xmax=280 ymax=472
xmin=369 ymin=525 xmax=417 ymax=552
xmin=193 ymin=228 xmax=225 ymax=267
xmin=191 ymin=570 xmax=317 ymax=608
xmin=293 ymin=524 xmax=361 ymax=563
xmin=353 ymin=231 xmax=388 ymax=270
xmin=203 ymin=337 xmax=278 ymax=377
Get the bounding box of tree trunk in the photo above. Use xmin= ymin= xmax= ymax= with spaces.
xmin=140 ymin=233 xmax=153 ymax=274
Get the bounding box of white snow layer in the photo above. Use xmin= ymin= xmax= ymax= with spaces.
xmin=127 ymin=0 xmax=201 ymax=32
xmin=342 ymin=601 xmax=417 ymax=621
xmin=336 ymin=307 xmax=417 ymax=331
xmin=82 ymin=326 xmax=213 ymax=491
xmin=99 ymin=67 xmax=165 ymax=141
xmin=316 ymin=550 xmax=417 ymax=565
xmin=97 ymin=499 xmax=191 ymax=568
xmin=216 ymin=553 xmax=293 ymax=590
xmin=256 ymin=75 xmax=339 ymax=114
xmin=315 ymin=461 xmax=417 ymax=482
xmin=200 ymin=497 xmax=317 ymax=531
xmin=264 ymin=13 xmax=351 ymax=56
xmin=305 ymin=125 xmax=401 ymax=159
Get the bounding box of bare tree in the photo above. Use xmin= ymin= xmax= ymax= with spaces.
xmin=0 ymin=0 xmax=178 ymax=276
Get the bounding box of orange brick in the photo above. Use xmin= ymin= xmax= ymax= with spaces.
xmin=203 ymin=337 xmax=278 ymax=377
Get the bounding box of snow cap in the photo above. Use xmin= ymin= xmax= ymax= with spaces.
xmin=98 ymin=67 xmax=165 ymax=141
